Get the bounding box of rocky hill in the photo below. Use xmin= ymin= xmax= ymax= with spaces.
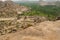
xmin=0 ymin=1 xmax=48 ymax=36
xmin=0 ymin=1 xmax=28 ymax=18
xmin=39 ymin=1 xmax=60 ymax=6
xmin=0 ymin=1 xmax=60 ymax=40
xmin=0 ymin=1 xmax=29 ymax=35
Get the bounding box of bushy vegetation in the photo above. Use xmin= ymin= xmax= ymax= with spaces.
xmin=20 ymin=3 xmax=60 ymax=20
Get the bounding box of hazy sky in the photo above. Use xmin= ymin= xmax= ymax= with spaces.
xmin=12 ymin=0 xmax=60 ymax=1
xmin=0 ymin=0 xmax=39 ymax=1
xmin=1 ymin=0 xmax=60 ymax=1
xmin=12 ymin=0 xmax=39 ymax=1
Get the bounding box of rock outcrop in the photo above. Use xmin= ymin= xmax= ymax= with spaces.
xmin=0 ymin=1 xmax=29 ymax=35
xmin=0 ymin=1 xmax=28 ymax=18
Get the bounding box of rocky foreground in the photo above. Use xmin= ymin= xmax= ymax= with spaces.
xmin=0 ymin=20 xmax=60 ymax=40
xmin=0 ymin=1 xmax=60 ymax=40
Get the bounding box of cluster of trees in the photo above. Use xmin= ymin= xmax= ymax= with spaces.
xmin=20 ymin=3 xmax=60 ymax=20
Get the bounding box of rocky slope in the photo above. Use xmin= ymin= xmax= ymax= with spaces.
xmin=0 ymin=1 xmax=28 ymax=18
xmin=0 ymin=1 xmax=29 ymax=35
xmin=0 ymin=1 xmax=48 ymax=36
xmin=0 ymin=16 xmax=48 ymax=35
xmin=0 ymin=1 xmax=60 ymax=40
xmin=0 ymin=20 xmax=60 ymax=40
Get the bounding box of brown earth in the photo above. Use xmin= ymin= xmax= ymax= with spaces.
xmin=0 ymin=20 xmax=60 ymax=40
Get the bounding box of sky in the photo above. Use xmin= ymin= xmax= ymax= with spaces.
xmin=0 ymin=0 xmax=60 ymax=1
xmin=12 ymin=0 xmax=60 ymax=1
xmin=0 ymin=0 xmax=39 ymax=1
xmin=12 ymin=0 xmax=39 ymax=1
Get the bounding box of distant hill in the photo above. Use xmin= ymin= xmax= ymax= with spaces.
xmin=14 ymin=1 xmax=39 ymax=4
xmin=55 ymin=1 xmax=60 ymax=6
xmin=14 ymin=1 xmax=60 ymax=6
xmin=39 ymin=1 xmax=60 ymax=6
